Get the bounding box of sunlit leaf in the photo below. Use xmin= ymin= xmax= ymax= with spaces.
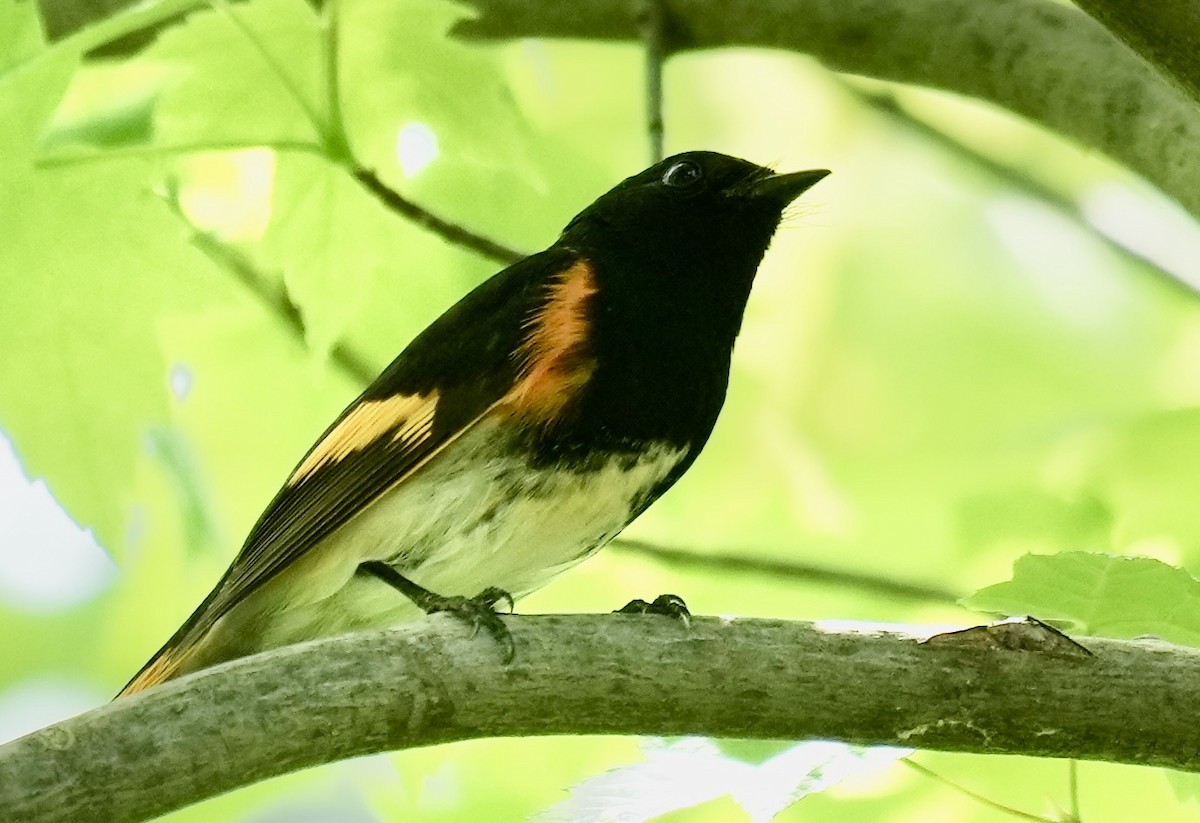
xmin=340 ymin=0 xmax=531 ymax=175
xmin=0 ymin=16 xmax=218 ymax=553
xmin=259 ymin=151 xmax=488 ymax=358
xmin=965 ymin=552 xmax=1200 ymax=646
xmin=143 ymin=0 xmax=324 ymax=146
xmin=0 ymin=0 xmax=45 ymax=73
xmin=1165 ymin=769 xmax=1200 ymax=807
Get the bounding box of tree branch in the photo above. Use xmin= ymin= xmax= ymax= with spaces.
xmin=351 ymin=167 xmax=525 ymax=266
xmin=453 ymin=0 xmax=1200 ymax=224
xmin=838 ymin=81 xmax=1200 ymax=300
xmin=637 ymin=0 xmax=670 ymax=163
xmin=611 ymin=538 xmax=961 ymax=604
xmin=158 ymin=187 xmax=380 ymax=386
xmin=3 ymin=614 xmax=1199 ymax=823
xmin=1071 ymin=0 xmax=1200 ymax=109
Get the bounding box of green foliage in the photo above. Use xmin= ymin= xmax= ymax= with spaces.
xmin=3 ymin=0 xmax=1200 ymax=820
xmin=0 ymin=1 xmax=217 ymax=553
xmin=966 ymin=552 xmax=1200 ymax=646
xmin=145 ymin=0 xmax=325 ymax=146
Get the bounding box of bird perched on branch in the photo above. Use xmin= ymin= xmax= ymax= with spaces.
xmin=119 ymin=151 xmax=828 ymax=697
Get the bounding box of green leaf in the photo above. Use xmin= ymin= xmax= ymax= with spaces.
xmin=0 ymin=32 xmax=224 ymax=554
xmin=0 ymin=0 xmax=45 ymax=73
xmin=261 ymin=155 xmax=378 ymax=356
xmin=1165 ymin=769 xmax=1200 ymax=806
xmin=340 ymin=0 xmax=531 ymax=174
xmin=0 ymin=30 xmax=78 ymax=164
xmin=143 ymin=425 xmax=222 ymax=557
xmin=260 ymin=151 xmax=495 ymax=360
xmin=964 ymin=552 xmax=1200 ymax=646
xmin=40 ymin=63 xmax=163 ymax=153
xmin=143 ymin=0 xmax=324 ymax=147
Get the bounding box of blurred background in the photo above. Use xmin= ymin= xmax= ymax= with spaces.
xmin=4 ymin=0 xmax=1200 ymax=819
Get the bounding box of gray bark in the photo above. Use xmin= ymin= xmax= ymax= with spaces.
xmin=455 ymin=0 xmax=1200 ymax=224
xmin=1072 ymin=0 xmax=1200 ymax=108
xmin=2 ymin=614 xmax=1199 ymax=823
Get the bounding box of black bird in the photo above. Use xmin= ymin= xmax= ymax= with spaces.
xmin=119 ymin=151 xmax=828 ymax=696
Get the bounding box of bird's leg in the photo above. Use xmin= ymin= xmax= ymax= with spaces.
xmin=359 ymin=561 xmax=516 ymax=662
xmin=615 ymin=593 xmax=691 ymax=627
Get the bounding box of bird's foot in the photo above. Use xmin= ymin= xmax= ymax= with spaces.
xmin=360 ymin=561 xmax=516 ymax=662
xmin=615 ymin=593 xmax=691 ymax=628
xmin=422 ymin=586 xmax=516 ymax=662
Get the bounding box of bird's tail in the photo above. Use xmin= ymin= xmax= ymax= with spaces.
xmin=116 ymin=644 xmax=193 ymax=698
xmin=115 ymin=593 xmax=223 ymax=698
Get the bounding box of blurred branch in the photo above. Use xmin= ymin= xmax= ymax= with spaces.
xmin=37 ymin=0 xmax=1200 ymax=222
xmin=841 ymin=82 xmax=1200 ymax=300
xmin=1067 ymin=759 xmax=1082 ymax=823
xmin=352 ymin=167 xmax=525 ymax=265
xmin=41 ymin=146 xmax=526 ymax=268
xmin=163 ymin=171 xmax=522 ymax=391
xmin=202 ymin=0 xmax=524 ymax=266
xmin=37 ymin=4 xmax=525 ymax=270
xmin=44 ymin=0 xmax=204 ymax=57
xmin=612 ymin=538 xmax=960 ymax=604
xmin=4 ymin=616 xmax=1200 ymax=822
xmin=159 ymin=185 xmax=379 ymax=385
xmin=637 ymin=0 xmax=670 ymax=163
xmin=1071 ymin=0 xmax=1200 ymax=109
xmin=453 ymin=0 xmax=1200 ymax=226
xmin=902 ymin=759 xmax=1058 ymax=823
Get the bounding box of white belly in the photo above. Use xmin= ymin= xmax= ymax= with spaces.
xmin=249 ymin=422 xmax=684 ymax=649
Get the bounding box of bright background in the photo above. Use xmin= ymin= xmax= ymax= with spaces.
xmin=4 ymin=0 xmax=1200 ymax=820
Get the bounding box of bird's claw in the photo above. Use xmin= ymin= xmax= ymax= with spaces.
xmin=427 ymin=587 xmax=516 ymax=663
xmin=616 ymin=593 xmax=691 ymax=628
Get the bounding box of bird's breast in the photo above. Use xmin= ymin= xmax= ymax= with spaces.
xmin=371 ymin=420 xmax=686 ymax=593
xmin=256 ymin=419 xmax=688 ymax=647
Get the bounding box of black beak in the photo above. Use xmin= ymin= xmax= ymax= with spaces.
xmin=749 ymin=169 xmax=830 ymax=207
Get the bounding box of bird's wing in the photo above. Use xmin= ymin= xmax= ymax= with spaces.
xmin=119 ymin=251 xmax=596 ymax=696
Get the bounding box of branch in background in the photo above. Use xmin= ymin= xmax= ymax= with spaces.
xmin=1071 ymin=0 xmax=1200 ymax=110
xmin=613 ymin=538 xmax=960 ymax=604
xmin=637 ymin=0 xmax=669 ymax=164
xmin=158 ymin=184 xmax=379 ymax=386
xmin=4 ymin=615 xmax=1200 ymax=822
xmin=902 ymin=760 xmax=1059 ymax=823
xmin=36 ymin=0 xmax=1200 ymax=223
xmin=454 ymin=0 xmax=1200 ymax=226
xmin=41 ymin=145 xmax=527 ymax=272
xmin=840 ymin=81 xmax=1200 ymax=300
xmin=352 ymin=167 xmax=525 ymax=266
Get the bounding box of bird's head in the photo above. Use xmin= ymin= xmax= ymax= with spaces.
xmin=560 ymin=151 xmax=829 ymax=349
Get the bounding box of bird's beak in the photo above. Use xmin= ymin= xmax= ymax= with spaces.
xmin=749 ymin=169 xmax=830 ymax=207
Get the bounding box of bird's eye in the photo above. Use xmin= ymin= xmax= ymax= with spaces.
xmin=661 ymin=160 xmax=703 ymax=188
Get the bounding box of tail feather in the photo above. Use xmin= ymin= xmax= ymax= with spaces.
xmin=116 ymin=645 xmax=193 ymax=698
xmin=115 ymin=593 xmax=224 ymax=699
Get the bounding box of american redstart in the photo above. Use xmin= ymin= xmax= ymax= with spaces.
xmin=119 ymin=151 xmax=828 ymax=697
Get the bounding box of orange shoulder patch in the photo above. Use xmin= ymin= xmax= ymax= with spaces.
xmin=288 ymin=391 xmax=438 ymax=486
xmin=506 ymin=259 xmax=598 ymax=423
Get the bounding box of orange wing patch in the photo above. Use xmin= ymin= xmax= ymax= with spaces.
xmin=507 ymin=259 xmax=598 ymax=422
xmin=289 ymin=391 xmax=438 ymax=486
